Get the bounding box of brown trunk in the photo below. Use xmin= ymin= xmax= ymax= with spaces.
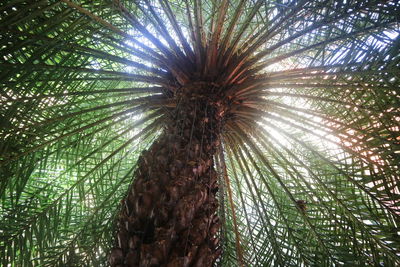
xmin=110 ymin=83 xmax=226 ymax=266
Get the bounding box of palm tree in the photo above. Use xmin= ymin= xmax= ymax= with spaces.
xmin=1 ymin=0 xmax=400 ymax=266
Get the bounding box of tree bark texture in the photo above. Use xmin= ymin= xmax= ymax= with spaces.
xmin=110 ymin=83 xmax=226 ymax=266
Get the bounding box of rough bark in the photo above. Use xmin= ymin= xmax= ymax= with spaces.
xmin=110 ymin=83 xmax=226 ymax=266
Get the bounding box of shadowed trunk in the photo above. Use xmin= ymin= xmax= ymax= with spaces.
xmin=110 ymin=82 xmax=227 ymax=266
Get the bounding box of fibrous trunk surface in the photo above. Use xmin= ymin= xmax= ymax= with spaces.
xmin=110 ymin=83 xmax=226 ymax=266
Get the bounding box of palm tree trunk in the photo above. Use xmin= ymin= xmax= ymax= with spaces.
xmin=110 ymin=83 xmax=225 ymax=266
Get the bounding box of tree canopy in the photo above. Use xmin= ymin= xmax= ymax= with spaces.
xmin=1 ymin=0 xmax=400 ymax=266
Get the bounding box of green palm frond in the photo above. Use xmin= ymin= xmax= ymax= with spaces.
xmin=1 ymin=0 xmax=399 ymax=266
